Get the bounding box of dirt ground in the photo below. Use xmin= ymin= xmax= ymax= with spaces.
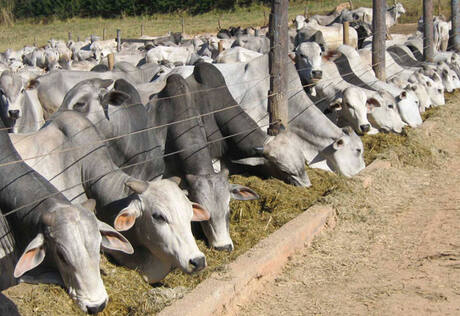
xmin=236 ymin=96 xmax=460 ymax=315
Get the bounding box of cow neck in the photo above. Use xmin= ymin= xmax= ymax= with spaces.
xmin=102 ymin=104 xmax=165 ymax=182
xmin=147 ymin=87 xmax=215 ymax=176
xmin=0 ymin=123 xmax=68 ymax=245
xmin=81 ymin=154 xmax=132 ymax=211
xmin=186 ymin=69 xmax=268 ymax=159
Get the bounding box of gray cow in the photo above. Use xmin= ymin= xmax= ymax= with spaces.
xmin=0 ymin=117 xmax=133 ymax=314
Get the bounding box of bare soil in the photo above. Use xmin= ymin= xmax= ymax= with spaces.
xmin=236 ymin=96 xmax=460 ymax=315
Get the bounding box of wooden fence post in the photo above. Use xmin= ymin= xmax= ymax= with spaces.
xmin=452 ymin=0 xmax=460 ymax=52
xmin=218 ymin=18 xmax=222 ymax=30
xmin=304 ymin=7 xmax=308 ymax=18
xmin=77 ymin=36 xmax=80 ymax=42
xmin=103 ymin=28 xmax=106 ymax=40
xmin=343 ymin=21 xmax=350 ymax=45
xmin=268 ymin=0 xmax=289 ymax=136
xmin=181 ymin=16 xmax=185 ymax=34
xmin=141 ymin=23 xmax=144 ymax=36
xmin=108 ymin=53 xmax=115 ymax=71
xmin=423 ymin=0 xmax=434 ymax=62
xmin=372 ymin=0 xmax=386 ymax=80
xmin=33 ymin=36 xmax=37 ymax=47
xmin=68 ymin=32 xmax=72 ymax=41
xmin=438 ymin=0 xmax=441 ymax=16
xmin=117 ymin=29 xmax=121 ymax=52
xmin=218 ymin=40 xmax=224 ymax=54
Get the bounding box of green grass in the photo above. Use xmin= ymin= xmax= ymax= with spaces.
xmin=0 ymin=0 xmax=454 ymax=51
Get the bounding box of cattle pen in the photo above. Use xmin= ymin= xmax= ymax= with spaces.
xmin=0 ymin=0 xmax=459 ymax=315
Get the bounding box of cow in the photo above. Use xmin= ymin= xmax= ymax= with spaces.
xmin=34 ymin=63 xmax=163 ymax=117
xmin=11 ymin=110 xmax=210 ymax=283
xmin=0 ymin=70 xmax=44 ymax=133
xmin=216 ymin=47 xmax=262 ymax=64
xmin=0 ymin=118 xmax=133 ymax=314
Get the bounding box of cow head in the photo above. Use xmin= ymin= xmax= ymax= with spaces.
xmin=295 ymin=42 xmax=323 ymax=87
xmin=185 ymin=169 xmax=259 ymax=251
xmin=14 ymin=200 xmax=133 ymax=314
xmin=396 ymin=89 xmax=422 ymax=128
xmin=232 ymin=131 xmax=311 ymax=187
xmin=367 ymin=90 xmax=406 ymax=134
xmin=0 ymin=71 xmax=40 ymax=132
xmin=321 ymin=126 xmax=365 ymax=178
xmin=339 ymin=86 xmax=372 ymax=135
xmin=406 ymin=83 xmax=431 ymax=113
xmin=113 ymin=179 xmax=211 ymax=283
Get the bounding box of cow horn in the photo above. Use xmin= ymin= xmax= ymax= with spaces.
xmin=125 ymin=180 xmax=149 ymax=194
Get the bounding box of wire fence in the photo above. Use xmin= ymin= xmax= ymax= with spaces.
xmin=0 ymin=35 xmax=439 ymax=219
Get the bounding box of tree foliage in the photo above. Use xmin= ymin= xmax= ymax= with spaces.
xmin=11 ymin=0 xmax=270 ymax=19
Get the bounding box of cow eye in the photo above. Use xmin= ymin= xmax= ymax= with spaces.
xmin=356 ymin=148 xmax=362 ymax=154
xmin=152 ymin=212 xmax=167 ymax=223
xmin=438 ymin=89 xmax=442 ymax=93
xmin=388 ymin=104 xmax=394 ymax=109
xmin=73 ymin=102 xmax=86 ymax=111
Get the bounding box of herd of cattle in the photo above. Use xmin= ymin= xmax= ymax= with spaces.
xmin=0 ymin=2 xmax=459 ymax=314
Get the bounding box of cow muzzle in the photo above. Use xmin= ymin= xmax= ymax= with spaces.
xmin=189 ymin=255 xmax=207 ymax=272
xmin=360 ymin=124 xmax=371 ymax=134
xmin=86 ymin=300 xmax=107 ymax=315
xmin=312 ymin=70 xmax=323 ymax=80
xmin=8 ymin=109 xmax=20 ymax=120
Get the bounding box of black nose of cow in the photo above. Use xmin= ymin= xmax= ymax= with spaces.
xmin=312 ymin=70 xmax=323 ymax=79
xmin=215 ymin=244 xmax=234 ymax=252
xmin=360 ymin=124 xmax=371 ymax=133
xmin=189 ymin=256 xmax=206 ymax=272
xmin=8 ymin=110 xmax=19 ymax=120
xmin=86 ymin=301 xmax=107 ymax=314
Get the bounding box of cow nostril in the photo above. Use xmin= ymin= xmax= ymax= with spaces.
xmin=215 ymin=244 xmax=234 ymax=252
xmin=8 ymin=110 xmax=19 ymax=119
xmin=312 ymin=70 xmax=323 ymax=79
xmin=189 ymin=256 xmax=207 ymax=271
xmin=86 ymin=301 xmax=106 ymax=314
xmin=360 ymin=124 xmax=370 ymax=133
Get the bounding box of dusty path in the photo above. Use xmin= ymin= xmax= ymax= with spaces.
xmin=237 ymin=98 xmax=460 ymax=315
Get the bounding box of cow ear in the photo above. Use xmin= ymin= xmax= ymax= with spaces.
xmin=232 ymin=157 xmax=267 ymax=167
xmin=366 ymin=97 xmax=381 ymax=111
xmin=114 ymin=207 xmax=141 ymax=231
xmin=230 ymin=184 xmax=259 ymax=201
xmin=191 ymin=203 xmax=210 ymax=222
xmin=342 ymin=126 xmax=353 ymax=136
xmin=93 ymin=78 xmax=113 ymax=89
xmin=101 ymin=90 xmax=130 ymax=106
xmin=168 ymin=176 xmax=181 ymax=186
xmin=425 ymin=80 xmax=432 ymax=87
xmin=97 ymin=220 xmax=134 ymax=254
xmin=333 ymin=138 xmax=345 ymax=151
xmin=14 ymin=233 xmax=46 ymax=278
xmin=432 ymin=72 xmax=441 ymax=82
xmin=329 ymin=98 xmax=342 ymax=111
xmin=27 ymin=79 xmax=40 ymax=90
